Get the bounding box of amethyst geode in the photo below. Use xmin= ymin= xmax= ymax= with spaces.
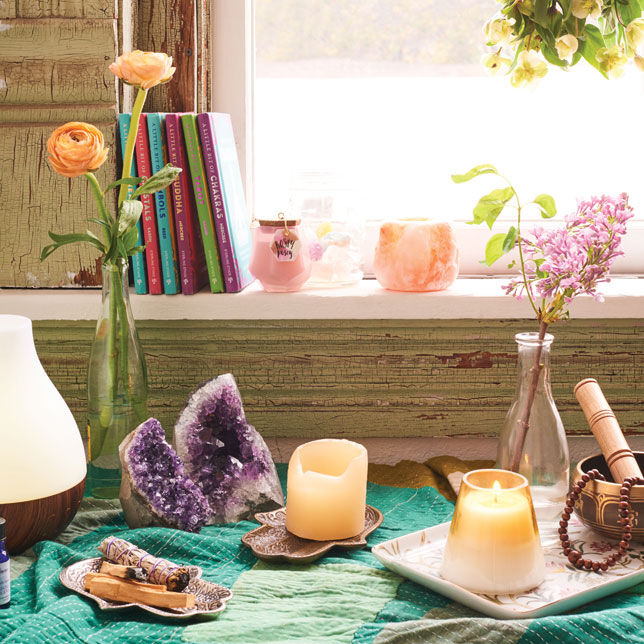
xmin=174 ymin=374 xmax=284 ymax=523
xmin=119 ymin=418 xmax=211 ymax=532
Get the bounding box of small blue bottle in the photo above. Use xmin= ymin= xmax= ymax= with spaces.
xmin=0 ymin=517 xmax=9 ymax=609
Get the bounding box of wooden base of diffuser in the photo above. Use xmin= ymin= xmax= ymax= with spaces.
xmin=0 ymin=477 xmax=86 ymax=554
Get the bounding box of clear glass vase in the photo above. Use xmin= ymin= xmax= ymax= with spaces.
xmin=496 ymin=332 xmax=569 ymax=523
xmin=86 ymin=258 xmax=148 ymax=498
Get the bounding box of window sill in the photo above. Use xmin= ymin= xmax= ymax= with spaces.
xmin=2 ymin=277 xmax=643 ymax=320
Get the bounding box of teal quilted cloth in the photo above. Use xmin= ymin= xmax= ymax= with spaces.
xmin=1 ymin=466 xmax=642 ymax=644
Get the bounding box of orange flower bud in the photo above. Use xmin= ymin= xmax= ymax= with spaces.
xmin=47 ymin=122 xmax=109 ymax=178
xmin=109 ymin=51 xmax=176 ymax=90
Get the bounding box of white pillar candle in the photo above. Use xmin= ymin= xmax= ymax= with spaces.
xmin=286 ymin=439 xmax=368 ymax=541
xmin=440 ymin=469 xmax=544 ymax=595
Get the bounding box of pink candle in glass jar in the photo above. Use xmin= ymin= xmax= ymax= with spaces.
xmin=249 ymin=217 xmax=312 ymax=292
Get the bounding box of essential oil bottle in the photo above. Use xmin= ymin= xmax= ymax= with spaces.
xmin=0 ymin=517 xmax=9 ymax=609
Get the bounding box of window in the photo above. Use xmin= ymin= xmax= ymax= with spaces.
xmin=213 ymin=0 xmax=644 ymax=276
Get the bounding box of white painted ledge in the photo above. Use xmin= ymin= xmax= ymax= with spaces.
xmin=1 ymin=277 xmax=643 ymax=320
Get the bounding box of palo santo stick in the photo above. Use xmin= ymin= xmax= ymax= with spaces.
xmin=86 ymin=576 xmax=195 ymax=610
xmin=99 ymin=561 xmax=148 ymax=582
xmin=85 ymin=572 xmax=166 ymax=591
xmin=574 ymin=378 xmax=643 ymax=483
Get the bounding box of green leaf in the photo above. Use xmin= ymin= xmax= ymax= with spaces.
xmin=502 ymin=226 xmax=518 ymax=253
xmin=88 ymin=217 xmax=111 ymax=232
xmin=619 ymin=0 xmax=642 ymax=25
xmin=132 ymin=164 xmax=182 ymax=197
xmin=534 ymin=0 xmax=549 ymax=26
xmin=41 ymin=231 xmax=105 ymax=261
xmin=451 ymin=164 xmax=498 ymax=184
xmin=470 ymin=187 xmax=515 ymax=229
xmin=542 ymin=42 xmax=569 ymax=67
xmin=579 ymin=24 xmax=609 ymax=77
xmin=485 ymin=233 xmax=509 ymax=266
xmin=533 ymin=193 xmax=557 ymax=218
xmin=104 ymin=176 xmax=142 ymax=193
xmin=127 ymin=245 xmax=146 ymax=257
xmin=117 ymin=199 xmax=143 ymax=235
xmin=123 ymin=225 xmax=139 ymax=252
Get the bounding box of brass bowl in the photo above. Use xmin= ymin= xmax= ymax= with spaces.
xmin=574 ymin=452 xmax=644 ymax=542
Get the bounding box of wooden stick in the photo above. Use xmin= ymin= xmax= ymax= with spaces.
xmin=99 ymin=561 xmax=148 ymax=582
xmin=85 ymin=572 xmax=166 ymax=591
xmin=574 ymin=378 xmax=643 ymax=482
xmin=86 ymin=576 xmax=195 ymax=610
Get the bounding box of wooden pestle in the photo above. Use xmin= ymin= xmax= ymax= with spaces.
xmin=574 ymin=378 xmax=643 ymax=483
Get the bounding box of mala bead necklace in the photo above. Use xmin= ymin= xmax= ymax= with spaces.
xmin=559 ymin=468 xmax=644 ymax=572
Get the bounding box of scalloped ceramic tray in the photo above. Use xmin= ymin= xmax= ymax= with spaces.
xmin=372 ymin=515 xmax=644 ymax=619
xmin=59 ymin=558 xmax=233 ymax=619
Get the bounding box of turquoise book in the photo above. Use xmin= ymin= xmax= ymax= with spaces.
xmin=147 ymin=113 xmax=180 ymax=294
xmin=118 ymin=114 xmax=147 ymax=294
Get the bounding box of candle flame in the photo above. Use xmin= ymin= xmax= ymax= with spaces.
xmin=493 ymin=480 xmax=501 ymax=503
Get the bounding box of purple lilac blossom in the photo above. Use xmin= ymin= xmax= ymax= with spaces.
xmin=504 ymin=193 xmax=634 ymax=315
xmin=174 ymin=374 xmax=284 ymax=524
xmin=120 ymin=418 xmax=211 ymax=532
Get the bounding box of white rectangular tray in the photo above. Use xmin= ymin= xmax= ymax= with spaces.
xmin=372 ymin=515 xmax=644 ymax=619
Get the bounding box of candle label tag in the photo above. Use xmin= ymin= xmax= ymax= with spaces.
xmin=271 ymin=229 xmax=300 ymax=262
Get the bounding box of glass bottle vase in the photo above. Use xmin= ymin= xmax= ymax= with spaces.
xmin=496 ymin=332 xmax=569 ymax=523
xmin=86 ymin=258 xmax=148 ymax=498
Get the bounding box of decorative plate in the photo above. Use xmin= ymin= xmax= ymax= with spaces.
xmin=372 ymin=515 xmax=644 ymax=620
xmin=59 ymin=557 xmax=233 ymax=619
xmin=242 ymin=505 xmax=383 ymax=564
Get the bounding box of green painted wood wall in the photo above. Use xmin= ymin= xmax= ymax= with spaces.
xmin=33 ymin=318 xmax=644 ymax=440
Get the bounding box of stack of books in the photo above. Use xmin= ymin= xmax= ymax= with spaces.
xmin=118 ymin=112 xmax=255 ymax=294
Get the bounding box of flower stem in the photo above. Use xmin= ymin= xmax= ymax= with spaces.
xmin=509 ymin=319 xmax=549 ymax=472
xmin=85 ymin=172 xmax=112 ymax=226
xmin=107 ymin=266 xmax=120 ymax=408
xmin=118 ymin=88 xmax=148 ymax=208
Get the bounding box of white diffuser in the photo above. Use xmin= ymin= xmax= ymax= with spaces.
xmin=0 ymin=315 xmax=86 ymax=553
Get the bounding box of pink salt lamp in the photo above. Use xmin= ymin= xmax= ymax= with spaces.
xmin=373 ymin=220 xmax=459 ymax=292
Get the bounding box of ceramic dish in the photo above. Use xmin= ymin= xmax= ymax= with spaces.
xmin=242 ymin=505 xmax=383 ymax=563
xmin=59 ymin=557 xmax=232 ymax=618
xmin=372 ymin=515 xmax=644 ymax=619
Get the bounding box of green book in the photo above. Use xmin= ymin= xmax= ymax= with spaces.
xmin=181 ymin=114 xmax=224 ymax=293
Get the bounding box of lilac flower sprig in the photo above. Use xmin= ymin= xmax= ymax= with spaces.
xmin=504 ymin=193 xmax=634 ymax=325
xmin=453 ymin=164 xmax=634 ymax=473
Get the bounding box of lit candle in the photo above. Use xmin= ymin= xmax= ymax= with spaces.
xmin=440 ymin=469 xmax=544 ymax=595
xmin=286 ymin=439 xmax=368 ymax=541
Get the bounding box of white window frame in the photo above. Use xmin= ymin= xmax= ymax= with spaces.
xmin=211 ymin=0 xmax=644 ymax=277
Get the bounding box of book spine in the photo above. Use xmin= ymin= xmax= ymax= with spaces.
xmin=118 ymin=114 xmax=148 ymax=294
xmin=196 ymin=113 xmax=239 ymax=292
xmin=211 ymin=113 xmax=255 ymax=290
xmin=147 ymin=113 xmax=180 ymax=294
xmin=165 ymin=114 xmax=196 ymax=294
xmin=135 ymin=114 xmax=163 ymax=294
xmin=180 ymin=114 xmax=224 ymax=293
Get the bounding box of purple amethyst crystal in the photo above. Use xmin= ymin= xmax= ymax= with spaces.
xmin=119 ymin=418 xmax=211 ymax=532
xmin=174 ymin=374 xmax=284 ymax=524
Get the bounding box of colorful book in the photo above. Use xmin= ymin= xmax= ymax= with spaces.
xmin=135 ymin=114 xmax=163 ymax=294
xmin=165 ymin=114 xmax=209 ymax=294
xmin=180 ymin=114 xmax=224 ymax=293
xmin=118 ymin=114 xmax=147 ymax=294
xmin=147 ymin=113 xmax=180 ymax=294
xmin=197 ymin=112 xmax=254 ymax=292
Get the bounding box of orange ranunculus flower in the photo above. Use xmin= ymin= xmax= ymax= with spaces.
xmin=47 ymin=122 xmax=109 ymax=178
xmin=109 ymin=50 xmax=176 ymax=90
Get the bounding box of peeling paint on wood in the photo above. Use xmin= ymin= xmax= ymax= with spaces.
xmin=31 ymin=318 xmax=644 ymax=443
xmin=15 ymin=1 xmax=114 ymax=18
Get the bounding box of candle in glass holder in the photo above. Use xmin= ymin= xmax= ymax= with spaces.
xmin=286 ymin=439 xmax=368 ymax=541
xmin=440 ymin=469 xmax=544 ymax=595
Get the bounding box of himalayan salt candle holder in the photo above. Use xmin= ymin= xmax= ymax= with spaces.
xmin=373 ymin=219 xmax=458 ymax=292
xmin=286 ymin=439 xmax=368 ymax=541
xmin=440 ymin=469 xmax=544 ymax=595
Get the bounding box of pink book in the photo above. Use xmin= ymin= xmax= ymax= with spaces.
xmin=165 ymin=114 xmax=209 ymax=294
xmin=135 ymin=114 xmax=162 ymax=294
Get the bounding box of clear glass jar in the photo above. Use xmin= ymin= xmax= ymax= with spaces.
xmin=290 ymin=171 xmax=363 ymax=288
xmin=87 ymin=259 xmax=148 ymax=498
xmin=496 ymin=332 xmax=570 ymax=524
xmin=249 ymin=217 xmax=312 ymax=292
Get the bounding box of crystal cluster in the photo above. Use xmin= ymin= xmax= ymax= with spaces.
xmin=174 ymin=374 xmax=284 ymax=524
xmin=119 ymin=418 xmax=211 ymax=532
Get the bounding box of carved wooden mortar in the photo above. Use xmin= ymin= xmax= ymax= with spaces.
xmin=574 ymin=452 xmax=644 ymax=542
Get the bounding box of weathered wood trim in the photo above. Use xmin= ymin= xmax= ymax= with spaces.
xmin=137 ymin=0 xmax=199 ymax=112
xmin=32 ymin=318 xmax=644 ymax=442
